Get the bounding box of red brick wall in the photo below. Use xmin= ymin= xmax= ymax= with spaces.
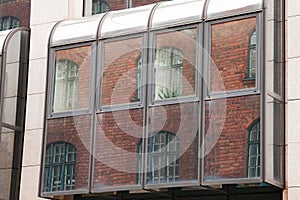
xmin=103 ymin=0 xmax=165 ymax=11
xmin=44 ymin=16 xmax=260 ymax=191
xmin=46 ymin=115 xmax=92 ymax=189
xmin=105 ymin=0 xmax=127 ymax=10
xmin=204 ymin=95 xmax=260 ymax=179
xmin=55 ymin=46 xmax=92 ymax=110
xmin=101 ymin=37 xmax=142 ymax=106
xmin=101 ymin=29 xmax=197 ymax=106
xmin=204 ymin=17 xmax=260 ymax=180
xmin=210 ymin=17 xmax=256 ymax=92
xmin=93 ymin=103 xmax=199 ymax=187
xmin=0 ymin=0 xmax=30 ymax=28
xmin=131 ymin=0 xmax=162 ymax=7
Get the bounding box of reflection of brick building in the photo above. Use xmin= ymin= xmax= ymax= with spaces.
xmin=204 ymin=95 xmax=260 ymax=179
xmin=0 ymin=0 xmax=30 ymax=29
xmin=44 ymin=15 xmax=260 ymax=190
xmin=204 ymin=17 xmax=260 ymax=180
xmin=210 ymin=17 xmax=257 ymax=92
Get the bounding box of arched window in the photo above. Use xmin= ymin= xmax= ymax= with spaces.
xmin=0 ymin=16 xmax=20 ymax=31
xmin=248 ymin=30 xmax=256 ymax=79
xmin=154 ymin=47 xmax=183 ymax=100
xmin=138 ymin=131 xmax=180 ymax=184
xmin=44 ymin=142 xmax=76 ymax=192
xmin=92 ymin=0 xmax=110 ymax=15
xmin=247 ymin=120 xmax=260 ymax=177
xmin=135 ymin=57 xmax=142 ymax=101
xmin=53 ymin=59 xmax=79 ymax=112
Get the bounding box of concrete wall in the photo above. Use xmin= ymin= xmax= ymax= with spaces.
xmin=286 ymin=0 xmax=300 ymax=199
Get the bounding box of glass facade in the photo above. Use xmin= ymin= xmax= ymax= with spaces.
xmin=41 ymin=0 xmax=285 ymax=197
xmin=0 ymin=29 xmax=29 ymax=200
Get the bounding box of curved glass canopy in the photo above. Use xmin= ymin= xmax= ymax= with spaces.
xmin=0 ymin=29 xmax=14 ymax=55
xmin=206 ymin=0 xmax=263 ymax=19
xmin=50 ymin=14 xmax=105 ymax=46
xmin=50 ymin=0 xmax=263 ymax=46
xmin=100 ymin=4 xmax=155 ymax=37
xmin=151 ymin=0 xmax=205 ymax=29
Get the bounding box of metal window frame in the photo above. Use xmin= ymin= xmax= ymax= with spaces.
xmin=247 ymin=29 xmax=257 ymax=79
xmin=47 ymin=42 xmax=96 ymax=119
xmin=146 ymin=131 xmax=180 ymax=184
xmin=83 ymin=0 xmax=110 ymax=16
xmin=201 ymin=12 xmax=264 ymax=186
xmin=44 ymin=142 xmax=77 ymax=193
xmin=204 ymin=13 xmax=262 ymax=100
xmin=97 ymin=33 xmax=147 ymax=113
xmin=0 ymin=16 xmax=20 ymax=31
xmin=53 ymin=59 xmax=80 ymax=112
xmin=41 ymin=0 xmax=288 ymax=196
xmin=246 ymin=119 xmax=261 ymax=178
xmin=148 ymin=24 xmax=200 ymax=107
xmin=0 ymin=28 xmax=29 ymax=200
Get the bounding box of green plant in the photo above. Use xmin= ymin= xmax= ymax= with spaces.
xmin=158 ymin=87 xmax=180 ymax=99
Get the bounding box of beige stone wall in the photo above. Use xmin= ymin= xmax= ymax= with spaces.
xmin=286 ymin=0 xmax=300 ymax=199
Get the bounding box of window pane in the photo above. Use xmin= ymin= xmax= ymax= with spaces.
xmin=85 ymin=0 xmax=126 ymax=16
xmin=132 ymin=0 xmax=163 ymax=8
xmin=53 ymin=46 xmax=91 ymax=112
xmin=101 ymin=37 xmax=143 ymax=106
xmin=209 ymin=17 xmax=257 ymax=93
xmin=265 ymin=95 xmax=284 ymax=184
xmin=147 ymin=102 xmax=199 ymax=185
xmin=153 ymin=28 xmax=197 ymax=100
xmin=2 ymin=62 xmax=20 ymax=126
xmin=204 ymin=95 xmax=260 ymax=181
xmin=93 ymin=108 xmax=144 ymax=189
xmin=2 ymin=17 xmax=11 ymax=30
xmin=43 ymin=115 xmax=91 ymax=192
xmin=92 ymin=0 xmax=110 ymax=15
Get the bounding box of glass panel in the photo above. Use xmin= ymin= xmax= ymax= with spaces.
xmin=266 ymin=61 xmax=284 ymax=98
xmin=2 ymin=30 xmax=23 ymax=126
xmin=132 ymin=0 xmax=162 ymax=8
xmin=43 ymin=115 xmax=91 ymax=193
xmin=207 ymin=0 xmax=263 ymax=19
xmin=210 ymin=17 xmax=257 ymax=94
xmin=101 ymin=37 xmax=143 ymax=106
xmin=204 ymin=94 xmax=260 ymax=181
xmin=2 ymin=62 xmax=20 ymax=126
xmin=51 ymin=16 xmax=103 ymax=46
xmin=265 ymin=95 xmax=284 ymax=185
xmin=2 ymin=17 xmax=11 ymax=30
xmin=0 ymin=169 xmax=12 ymax=200
xmin=0 ymin=29 xmax=13 ymax=55
xmin=0 ymin=127 xmax=15 ymax=169
xmin=151 ymin=0 xmax=205 ymax=29
xmin=100 ymin=4 xmax=154 ymax=37
xmin=85 ymin=0 xmax=126 ymax=16
xmin=153 ymin=28 xmax=197 ymax=101
xmin=93 ymin=108 xmax=144 ymax=189
xmin=53 ymin=46 xmax=91 ymax=113
xmin=146 ymin=102 xmax=199 ymax=185
xmin=92 ymin=0 xmax=110 ymax=15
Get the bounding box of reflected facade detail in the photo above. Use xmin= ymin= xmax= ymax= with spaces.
xmin=42 ymin=0 xmax=285 ymax=196
xmin=204 ymin=16 xmax=261 ymax=182
xmin=145 ymin=131 xmax=180 ymax=184
xmin=210 ymin=17 xmax=257 ymax=93
xmin=92 ymin=0 xmax=110 ymax=14
xmin=247 ymin=120 xmax=260 ymax=178
xmin=0 ymin=16 xmax=19 ymax=31
xmin=44 ymin=142 xmax=76 ymax=192
xmin=154 ymin=48 xmax=183 ymax=100
xmin=54 ymin=59 xmax=79 ymax=112
xmin=248 ymin=30 xmax=256 ymax=79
